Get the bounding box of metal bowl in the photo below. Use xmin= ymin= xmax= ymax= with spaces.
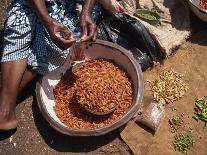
xmin=188 ymin=0 xmax=207 ymax=23
xmin=36 ymin=40 xmax=144 ymax=136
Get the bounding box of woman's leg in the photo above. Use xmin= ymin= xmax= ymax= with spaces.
xmin=19 ymin=67 xmax=37 ymax=92
xmin=0 ymin=59 xmax=33 ymax=130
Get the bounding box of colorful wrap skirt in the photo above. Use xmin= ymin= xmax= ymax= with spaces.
xmin=1 ymin=0 xmax=100 ymax=74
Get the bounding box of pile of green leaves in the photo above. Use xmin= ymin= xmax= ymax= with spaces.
xmin=173 ymin=134 xmax=195 ymax=154
xmin=134 ymin=8 xmax=161 ymax=26
xmin=169 ymin=115 xmax=184 ymax=133
xmin=193 ymin=96 xmax=207 ymax=127
xmin=151 ymin=8 xmax=162 ymax=14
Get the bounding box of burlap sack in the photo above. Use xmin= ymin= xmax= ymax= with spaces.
xmin=102 ymin=0 xmax=191 ymax=56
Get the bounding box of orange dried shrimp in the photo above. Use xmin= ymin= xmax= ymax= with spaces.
xmin=54 ymin=59 xmax=133 ymax=129
xmin=200 ymin=0 xmax=207 ymax=9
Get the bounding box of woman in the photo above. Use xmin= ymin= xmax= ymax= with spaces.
xmin=0 ymin=0 xmax=123 ymax=131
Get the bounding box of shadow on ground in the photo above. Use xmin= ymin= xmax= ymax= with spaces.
xmin=0 ymin=129 xmax=17 ymax=140
xmin=32 ymin=95 xmax=119 ymax=153
xmin=190 ymin=12 xmax=207 ymax=46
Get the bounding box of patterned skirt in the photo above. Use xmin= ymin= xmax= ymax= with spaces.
xmin=1 ymin=0 xmax=100 ymax=74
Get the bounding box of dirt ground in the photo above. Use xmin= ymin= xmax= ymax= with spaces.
xmin=121 ymin=28 xmax=207 ymax=155
xmin=0 ymin=1 xmax=207 ymax=155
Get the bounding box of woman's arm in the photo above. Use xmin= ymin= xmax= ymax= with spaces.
xmin=82 ymin=0 xmax=96 ymax=13
xmin=80 ymin=0 xmax=97 ymax=41
xmin=29 ymin=0 xmax=75 ymax=49
xmin=29 ymin=0 xmax=51 ymax=23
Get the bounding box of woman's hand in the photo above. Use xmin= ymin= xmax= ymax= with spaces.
xmin=80 ymin=0 xmax=98 ymax=41
xmin=30 ymin=0 xmax=75 ymax=50
xmin=80 ymin=13 xmax=97 ymax=41
xmin=44 ymin=18 xmax=75 ymax=50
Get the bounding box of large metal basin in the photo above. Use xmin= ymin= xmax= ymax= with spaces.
xmin=36 ymin=40 xmax=144 ymax=136
xmin=188 ymin=0 xmax=207 ymax=23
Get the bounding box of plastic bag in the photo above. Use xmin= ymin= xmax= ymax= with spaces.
xmin=97 ymin=12 xmax=164 ymax=71
xmin=135 ymin=101 xmax=165 ymax=132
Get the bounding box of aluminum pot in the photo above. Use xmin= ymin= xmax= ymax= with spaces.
xmin=36 ymin=40 xmax=144 ymax=136
xmin=188 ymin=0 xmax=207 ymax=23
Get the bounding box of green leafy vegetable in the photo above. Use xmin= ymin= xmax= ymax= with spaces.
xmin=169 ymin=115 xmax=184 ymax=133
xmin=173 ymin=134 xmax=195 ymax=154
xmin=151 ymin=8 xmax=162 ymax=14
xmin=136 ymin=12 xmax=157 ymax=20
xmin=134 ymin=9 xmax=160 ymax=25
xmin=193 ymin=96 xmax=207 ymax=127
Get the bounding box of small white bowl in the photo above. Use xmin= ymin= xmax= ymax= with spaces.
xmin=188 ymin=0 xmax=207 ymax=22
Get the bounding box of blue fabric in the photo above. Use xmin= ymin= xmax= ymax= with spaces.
xmin=1 ymin=0 xmax=100 ymax=74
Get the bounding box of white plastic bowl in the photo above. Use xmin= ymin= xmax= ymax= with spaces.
xmin=36 ymin=40 xmax=144 ymax=136
xmin=188 ymin=0 xmax=207 ymax=22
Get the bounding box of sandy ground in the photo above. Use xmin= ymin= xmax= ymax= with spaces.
xmin=0 ymin=1 xmax=207 ymax=155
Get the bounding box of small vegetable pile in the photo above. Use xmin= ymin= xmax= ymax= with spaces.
xmin=150 ymin=69 xmax=188 ymax=104
xmin=173 ymin=134 xmax=195 ymax=154
xmin=169 ymin=114 xmax=184 ymax=133
xmin=169 ymin=112 xmax=195 ymax=154
xmin=135 ymin=12 xmax=157 ymax=20
xmin=54 ymin=59 xmax=133 ymax=129
xmin=193 ymin=96 xmax=207 ymax=127
xmin=134 ymin=9 xmax=160 ymax=26
xmin=200 ymin=0 xmax=207 ymax=9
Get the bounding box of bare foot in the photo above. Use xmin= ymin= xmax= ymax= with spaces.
xmin=0 ymin=96 xmax=18 ymax=130
xmin=0 ymin=111 xmax=17 ymax=130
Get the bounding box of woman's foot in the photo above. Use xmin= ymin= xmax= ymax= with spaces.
xmin=0 ymin=112 xmax=17 ymax=130
xmin=0 ymin=96 xmax=18 ymax=130
xmin=0 ymin=120 xmax=17 ymax=130
xmin=0 ymin=106 xmax=18 ymax=130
